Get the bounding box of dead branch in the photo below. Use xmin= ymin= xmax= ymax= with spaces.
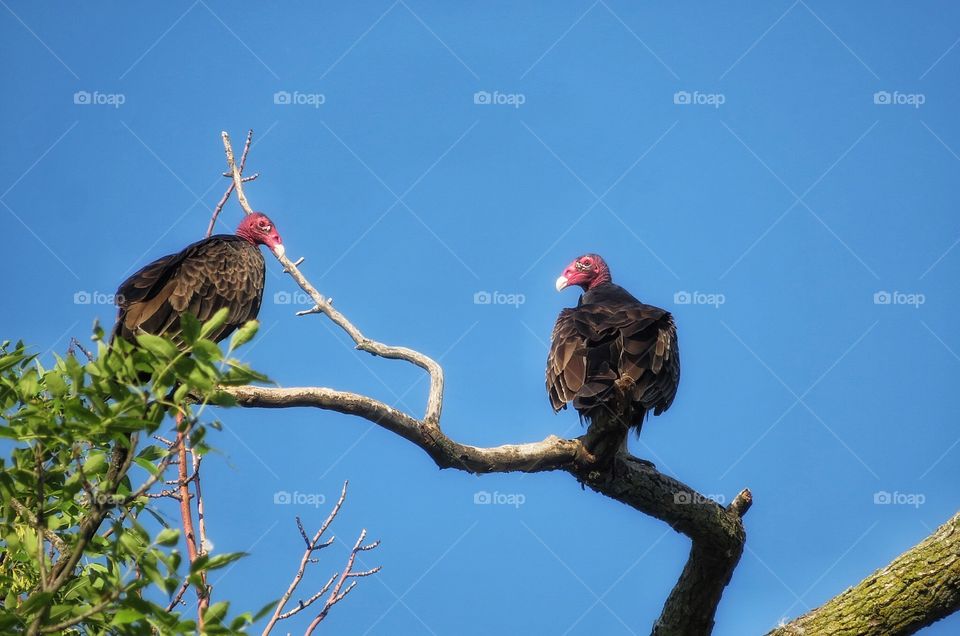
xmin=207 ymin=128 xmax=256 ymax=238
xmin=214 ymin=129 xmax=749 ymax=635
xmin=262 ymin=481 xmax=381 ymax=635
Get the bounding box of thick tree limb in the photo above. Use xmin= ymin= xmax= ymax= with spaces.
xmin=768 ymin=511 xmax=960 ymax=636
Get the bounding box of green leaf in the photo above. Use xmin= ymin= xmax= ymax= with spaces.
xmin=83 ymin=451 xmax=108 ymax=475
xmin=229 ymin=320 xmax=259 ymax=350
xmin=135 ymin=334 xmax=179 ymax=360
xmin=203 ymin=601 xmax=229 ymax=625
xmin=156 ymin=528 xmax=180 ymax=547
xmin=200 ymin=308 xmax=231 ymax=339
xmin=19 ymin=591 xmax=53 ymax=616
xmin=110 ymin=608 xmax=145 ymax=626
xmin=19 ymin=368 xmax=39 ymax=397
xmin=180 ymin=313 xmax=201 ymax=345
xmin=190 ymin=551 xmax=246 ymax=574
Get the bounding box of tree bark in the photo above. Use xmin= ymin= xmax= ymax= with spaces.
xmin=768 ymin=511 xmax=960 ymax=636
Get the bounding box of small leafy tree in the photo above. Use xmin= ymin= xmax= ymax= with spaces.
xmin=0 ymin=311 xmax=268 ymax=634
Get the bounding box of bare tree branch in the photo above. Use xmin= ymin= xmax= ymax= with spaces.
xmin=220 ymin=131 xmax=445 ymax=426
xmin=262 ymin=481 xmax=380 ymax=635
xmin=214 ymin=129 xmax=750 ymax=635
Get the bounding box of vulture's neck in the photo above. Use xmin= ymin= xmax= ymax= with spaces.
xmin=234 ymin=229 xmax=257 ymax=246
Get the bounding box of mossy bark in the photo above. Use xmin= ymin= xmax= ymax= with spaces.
xmin=768 ymin=512 xmax=960 ymax=636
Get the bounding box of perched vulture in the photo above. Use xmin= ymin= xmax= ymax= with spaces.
xmin=546 ymin=254 xmax=680 ymax=437
xmin=113 ymin=212 xmax=284 ymax=345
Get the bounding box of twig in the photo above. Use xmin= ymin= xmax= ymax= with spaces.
xmin=38 ymin=589 xmax=121 ymax=633
xmin=206 ymin=129 xmax=255 ymax=238
xmin=67 ymin=337 xmax=94 ymax=361
xmin=304 ymin=529 xmax=382 ymax=635
xmin=261 ymin=482 xmax=353 ymax=635
xmin=8 ymin=498 xmax=67 ymax=553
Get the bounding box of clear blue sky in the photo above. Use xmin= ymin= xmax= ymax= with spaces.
xmin=2 ymin=2 xmax=959 ymax=634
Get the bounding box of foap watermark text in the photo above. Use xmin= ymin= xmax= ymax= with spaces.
xmin=74 ymin=91 xmax=125 ymax=108
xmin=473 ymin=90 xmax=525 ymax=108
xmin=674 ymin=90 xmax=725 ymax=108
xmin=874 ymin=491 xmax=925 ymax=508
xmin=474 ymin=490 xmax=525 ymax=508
xmin=274 ymin=490 xmax=326 ymax=507
xmin=674 ymin=290 xmax=725 ymax=308
xmin=474 ymin=291 xmax=525 ymax=308
xmin=874 ymin=290 xmax=925 ymax=308
xmin=274 ymin=90 xmax=326 ymax=108
xmin=873 ymin=91 xmax=924 ymax=108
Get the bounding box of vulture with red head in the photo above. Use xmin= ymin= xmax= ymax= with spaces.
xmin=113 ymin=212 xmax=284 ymax=345
xmin=546 ymin=254 xmax=680 ymax=439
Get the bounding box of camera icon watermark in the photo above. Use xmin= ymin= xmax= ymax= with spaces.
xmin=873 ymin=491 xmax=925 ymax=508
xmin=473 ymin=490 xmax=526 ymax=508
xmin=673 ymin=290 xmax=725 ymax=308
xmin=273 ymin=490 xmax=326 ymax=507
xmin=673 ymin=90 xmax=725 ymax=108
xmin=73 ymin=90 xmax=126 ymax=108
xmin=873 ymin=91 xmax=924 ymax=108
xmin=873 ymin=290 xmax=925 ymax=308
xmin=473 ymin=90 xmax=526 ymax=108
xmin=473 ymin=290 xmax=525 ymax=308
xmin=274 ymin=90 xmax=326 ymax=108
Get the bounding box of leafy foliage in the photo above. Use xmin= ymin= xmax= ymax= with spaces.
xmin=0 ymin=312 xmax=271 ymax=634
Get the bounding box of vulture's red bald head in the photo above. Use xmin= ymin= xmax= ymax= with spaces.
xmin=237 ymin=212 xmax=284 ymax=258
xmin=556 ymin=254 xmax=611 ymax=291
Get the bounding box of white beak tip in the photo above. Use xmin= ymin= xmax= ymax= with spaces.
xmin=272 ymin=244 xmax=286 ymax=258
xmin=555 ymin=276 xmax=569 ymax=292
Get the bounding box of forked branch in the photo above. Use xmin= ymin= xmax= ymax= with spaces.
xmin=262 ymin=481 xmax=380 ymax=635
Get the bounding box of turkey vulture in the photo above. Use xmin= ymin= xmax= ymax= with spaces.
xmin=546 ymin=254 xmax=680 ymax=440
xmin=112 ymin=212 xmax=284 ymax=345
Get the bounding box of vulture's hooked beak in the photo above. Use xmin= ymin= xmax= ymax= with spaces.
xmin=555 ymin=275 xmax=569 ymax=292
xmin=272 ymin=244 xmax=286 ymax=258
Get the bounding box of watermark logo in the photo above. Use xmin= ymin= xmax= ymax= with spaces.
xmin=473 ymin=90 xmax=526 ymax=108
xmin=673 ymin=90 xmax=725 ymax=108
xmin=273 ymin=490 xmax=326 ymax=507
xmin=73 ymin=91 xmax=125 ymax=108
xmin=473 ymin=490 xmax=526 ymax=508
xmin=274 ymin=90 xmax=326 ymax=108
xmin=473 ymin=290 xmax=525 ymax=308
xmin=673 ymin=491 xmax=725 ymax=505
xmin=673 ymin=290 xmax=725 ymax=308
xmin=74 ymin=291 xmax=124 ymax=305
xmin=274 ymin=290 xmax=313 ymax=305
xmin=874 ymin=491 xmax=924 ymax=508
xmin=873 ymin=290 xmax=924 ymax=308
xmin=873 ymin=91 xmax=924 ymax=108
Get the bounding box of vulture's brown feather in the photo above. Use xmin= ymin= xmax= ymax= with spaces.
xmin=113 ymin=235 xmax=265 ymax=346
xmin=547 ymin=278 xmax=680 ymax=435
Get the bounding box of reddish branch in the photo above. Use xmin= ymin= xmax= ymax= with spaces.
xmin=173 ymin=413 xmax=208 ymax=626
xmin=262 ymin=482 xmax=381 ymax=635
